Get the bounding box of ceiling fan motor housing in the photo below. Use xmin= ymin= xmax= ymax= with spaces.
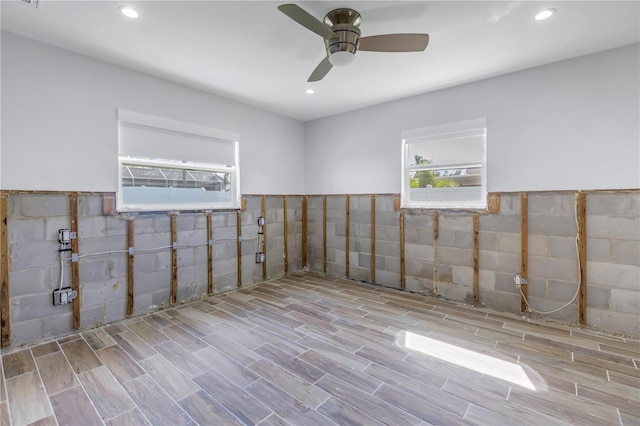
xmin=323 ymin=9 xmax=361 ymax=61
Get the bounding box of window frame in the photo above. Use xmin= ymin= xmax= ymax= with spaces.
xmin=401 ymin=118 xmax=487 ymax=210
xmin=117 ymin=110 xmax=240 ymax=212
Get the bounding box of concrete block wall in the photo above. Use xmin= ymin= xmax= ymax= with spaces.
xmin=307 ymin=191 xmax=640 ymax=338
xmin=3 ymin=193 xmax=304 ymax=349
xmin=586 ymin=192 xmax=640 ymax=336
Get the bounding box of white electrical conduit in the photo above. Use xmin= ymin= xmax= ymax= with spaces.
xmin=518 ymin=195 xmax=582 ymax=315
xmin=58 ymin=235 xmax=257 ymax=290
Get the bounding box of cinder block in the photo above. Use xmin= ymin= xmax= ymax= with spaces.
xmin=548 ymin=236 xmax=578 ymax=259
xmin=478 ymin=232 xmax=497 ymax=251
xmin=376 ymin=270 xmax=401 ymax=289
xmin=529 ymin=256 xmax=578 ymax=281
xmin=405 ymin=212 xmax=433 ymax=229
xmin=326 ymin=196 xmax=345 ymax=210
xmin=451 ymin=266 xmax=473 ymax=286
xmin=528 ymin=235 xmax=547 ymax=256
xmin=587 ymin=261 xmax=639 ymax=290
xmin=80 ymin=235 xmax=127 ymax=255
xmin=405 ymin=277 xmax=429 ymax=294
xmin=134 ymin=270 xmax=171 ymax=295
xmin=436 ymin=230 xmax=455 ymax=247
xmin=587 ymin=216 xmax=640 ymax=240
xmin=612 ymin=240 xmax=640 ymax=266
xmin=453 ymin=230 xmax=474 ymax=249
xmin=528 ymin=193 xmax=574 ymax=215
xmin=135 ymin=232 xmax=171 ymax=250
xmin=526 ymin=277 xmax=546 ymax=299
xmin=405 ymin=243 xmax=433 ymax=262
xmin=440 ymin=216 xmax=472 ymax=231
xmin=437 ymin=282 xmax=473 ymax=304
xmin=437 ymin=247 xmax=473 ymax=268
xmin=586 ymin=238 xmax=611 ymax=262
xmin=519 ymin=295 xmax=576 ymax=322
xmin=586 ymin=308 xmax=639 ymax=339
xmin=9 ymin=266 xmax=56 ymax=297
xmin=78 ymin=195 xmax=103 ymax=217
xmin=19 ymin=194 xmax=69 ymax=217
xmin=585 ymin=285 xmax=610 ymax=309
xmin=46 ymin=217 xmax=72 ymax=241
xmin=376 ymin=210 xmax=399 ymax=226
xmin=9 ymin=218 xmax=46 ymax=243
xmin=79 ymin=259 xmax=111 ymax=283
xmin=10 ymin=318 xmax=45 ymax=348
xmin=477 ymin=291 xmax=519 ymax=313
xmin=479 ymin=214 xmax=520 ymax=233
xmin=11 ymin=293 xmax=67 ymax=322
xmin=10 ymin=241 xmax=60 ymax=269
xmin=375 ymin=195 xmax=396 ymax=212
xmin=478 ymin=270 xmax=496 ymax=291
xmin=528 ymin=215 xmax=577 ymax=237
xmin=496 ymin=233 xmax=520 ymax=254
xmin=478 ymin=250 xmax=519 ymax=272
xmin=610 ymin=288 xmax=640 ymax=315
xmin=436 ymin=265 xmax=452 ymax=284
xmin=176 ymin=215 xmax=196 ymax=231
xmin=586 ymin=193 xmax=640 ymax=217
xmin=495 ymin=272 xmax=519 ymax=294
xmin=498 ymin=194 xmax=521 ymax=215
xmin=547 ymin=279 xmax=580 ymax=303
xmin=376 ymin=240 xmax=400 ymax=257
xmin=106 ymin=217 xmax=128 ymax=237
xmin=417 ymin=262 xmax=435 ymax=280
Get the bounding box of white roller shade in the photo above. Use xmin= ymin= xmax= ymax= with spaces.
xmin=118 ymin=109 xmax=238 ymax=166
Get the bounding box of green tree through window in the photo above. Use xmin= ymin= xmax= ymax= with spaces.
xmin=410 ymin=155 xmax=459 ymax=188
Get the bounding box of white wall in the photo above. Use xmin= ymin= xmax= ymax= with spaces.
xmin=304 ymin=44 xmax=640 ymax=194
xmin=1 ymin=32 xmax=306 ymax=194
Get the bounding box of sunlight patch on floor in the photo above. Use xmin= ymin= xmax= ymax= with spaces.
xmin=401 ymin=331 xmax=536 ymax=390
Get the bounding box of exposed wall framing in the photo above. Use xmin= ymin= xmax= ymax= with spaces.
xmin=237 ymin=210 xmax=242 ymax=287
xmin=283 ymin=197 xmax=289 ymax=274
xmin=370 ymin=195 xmax=376 ymax=283
xmin=577 ymin=191 xmax=587 ymax=325
xmin=473 ymin=214 xmax=479 ymax=304
xmin=261 ymin=195 xmax=267 ymax=280
xmin=323 ymin=195 xmax=327 ymax=273
xmin=170 ymin=214 xmax=178 ymax=306
xmin=302 ymin=196 xmax=308 ymax=268
xmin=206 ymin=212 xmax=213 ymax=294
xmin=345 ymin=195 xmax=350 ymax=277
xmin=126 ymin=219 xmax=135 ymax=317
xmin=69 ymin=193 xmax=81 ymax=329
xmin=1 ymin=191 xmax=10 ymax=347
xmin=400 ymin=208 xmax=405 ymax=290
xmin=520 ymin=192 xmax=528 ymax=312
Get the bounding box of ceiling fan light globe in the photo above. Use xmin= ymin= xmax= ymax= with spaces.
xmin=329 ymin=51 xmax=355 ymax=67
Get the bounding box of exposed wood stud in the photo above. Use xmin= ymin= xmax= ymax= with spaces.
xmin=488 ymin=193 xmax=501 ymax=214
xmin=261 ymin=195 xmax=267 ymax=280
xmin=170 ymin=214 xmax=178 ymax=306
xmin=433 ymin=212 xmax=439 ymax=241
xmin=206 ymin=212 xmax=213 ymax=295
xmin=400 ymin=209 xmax=406 ymax=290
xmin=394 ymin=195 xmax=401 ymax=211
xmin=371 ymin=195 xmax=376 ymax=283
xmin=237 ymin=210 xmax=242 ymax=288
xmin=70 ymin=193 xmax=81 ymax=329
xmin=1 ymin=191 xmax=10 ymax=347
xmin=241 ymin=197 xmax=247 ymax=212
xmin=345 ymin=195 xmax=350 ymax=278
xmin=126 ymin=219 xmax=135 ymax=317
xmin=323 ymin=196 xmax=327 ymax=273
xmin=302 ymin=196 xmax=308 ymax=269
xmin=102 ymin=193 xmax=116 ymax=216
xmin=283 ymin=197 xmax=289 ymax=274
xmin=577 ymin=191 xmax=587 ymax=325
xmin=473 ymin=214 xmax=480 ymax=304
xmin=520 ymin=192 xmax=528 ymax=312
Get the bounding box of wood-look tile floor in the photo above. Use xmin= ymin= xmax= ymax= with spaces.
xmin=1 ymin=272 xmax=639 ymax=425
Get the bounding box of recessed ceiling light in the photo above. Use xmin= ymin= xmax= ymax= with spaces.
xmin=305 ymin=88 xmax=315 ymax=94
xmin=119 ymin=6 xmax=139 ymax=19
xmin=534 ymin=8 xmax=555 ymax=21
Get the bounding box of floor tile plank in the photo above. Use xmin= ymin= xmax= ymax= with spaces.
xmin=6 ymin=370 xmax=51 ymax=425
xmin=178 ymin=390 xmax=244 ymax=426
xmin=35 ymin=351 xmax=78 ymax=396
xmin=123 ymin=375 xmax=192 ymax=426
xmin=78 ymin=366 xmax=136 ymax=420
xmin=50 ymin=386 xmax=102 ymax=426
xmin=96 ymin=345 xmax=145 ymax=383
xmin=60 ymin=339 xmax=103 ymax=374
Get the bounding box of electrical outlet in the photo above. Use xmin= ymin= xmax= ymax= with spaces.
xmin=255 ymin=252 xmax=265 ymax=264
xmin=257 ymin=217 xmax=265 ymax=227
xmin=53 ymin=287 xmax=78 ymax=305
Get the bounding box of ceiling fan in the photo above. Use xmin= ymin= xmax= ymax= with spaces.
xmin=278 ymin=4 xmax=430 ymax=82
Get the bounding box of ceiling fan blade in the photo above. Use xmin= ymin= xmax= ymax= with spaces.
xmin=359 ymin=34 xmax=429 ymax=52
xmin=278 ymin=4 xmax=337 ymax=40
xmin=308 ymin=56 xmax=333 ymax=82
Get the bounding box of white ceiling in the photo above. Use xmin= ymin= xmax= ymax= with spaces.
xmin=2 ymin=1 xmax=639 ymax=121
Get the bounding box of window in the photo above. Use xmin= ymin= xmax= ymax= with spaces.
xmin=401 ymin=118 xmax=486 ymax=209
xmin=117 ymin=110 xmax=240 ymax=212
